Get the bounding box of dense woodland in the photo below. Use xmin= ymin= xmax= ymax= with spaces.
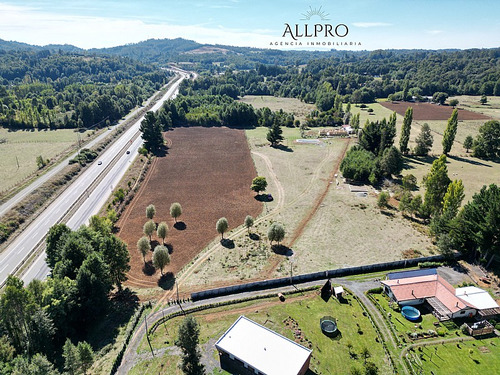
xmin=0 ymin=49 xmax=170 ymax=129
xmin=0 ymin=216 xmax=131 ymax=374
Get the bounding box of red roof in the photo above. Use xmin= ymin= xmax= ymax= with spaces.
xmin=382 ymin=275 xmax=472 ymax=313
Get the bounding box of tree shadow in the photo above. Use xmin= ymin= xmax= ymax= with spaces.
xmin=158 ymin=272 xmax=175 ymax=290
xmin=380 ymin=210 xmax=395 ymax=218
xmin=152 ymin=144 xmax=169 ymax=157
xmin=166 ymin=243 xmax=174 ymax=254
xmin=448 ymin=154 xmax=493 ymax=167
xmin=85 ymin=287 xmax=139 ymax=351
xmin=273 ymin=144 xmax=294 ymax=152
xmin=272 ymin=244 xmax=294 ymax=256
xmin=173 ymin=221 xmax=186 ymax=230
xmin=249 ymin=233 xmax=260 ymax=241
xmin=305 ymin=369 xmax=318 ymax=375
xmin=150 ymin=240 xmax=160 ymax=249
xmin=142 ymin=260 xmax=156 ymax=276
xmin=254 ymin=194 xmax=272 ymax=202
xmin=221 ymin=238 xmax=235 ymax=249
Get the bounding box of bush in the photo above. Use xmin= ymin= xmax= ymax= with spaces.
xmin=377 ymin=191 xmax=390 ymax=208
xmin=461 ymin=323 xmax=470 ymax=335
xmin=367 ymin=287 xmax=383 ymax=294
xmin=436 ymin=328 xmax=446 ymax=337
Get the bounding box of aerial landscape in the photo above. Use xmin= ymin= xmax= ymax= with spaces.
xmin=0 ymin=1 xmax=499 ymax=374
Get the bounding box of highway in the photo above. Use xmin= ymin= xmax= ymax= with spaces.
xmin=0 ymin=91 xmax=159 ymax=219
xmin=0 ymin=70 xmax=188 ymax=286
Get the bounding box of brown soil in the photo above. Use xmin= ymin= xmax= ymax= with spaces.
xmin=117 ymin=127 xmax=262 ymax=288
xmin=380 ymin=101 xmax=490 ymax=121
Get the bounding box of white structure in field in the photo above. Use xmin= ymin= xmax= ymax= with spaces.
xmin=215 ymin=315 xmax=312 ymax=375
xmin=456 ymin=286 xmax=500 ymax=318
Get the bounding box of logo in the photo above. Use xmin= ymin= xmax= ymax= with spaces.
xmin=301 ymin=6 xmax=330 ymax=21
xmin=271 ymin=7 xmax=361 ymax=48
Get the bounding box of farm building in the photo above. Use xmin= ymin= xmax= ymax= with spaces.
xmin=381 ymin=273 xmax=477 ymax=320
xmin=456 ymin=286 xmax=500 ymax=319
xmin=215 ymin=315 xmax=312 ymax=375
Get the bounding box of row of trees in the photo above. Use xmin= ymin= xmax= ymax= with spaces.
xmin=0 ymin=215 xmax=130 ymax=373
xmin=137 ymin=203 xmax=182 ymax=275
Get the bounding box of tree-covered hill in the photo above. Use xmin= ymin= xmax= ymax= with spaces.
xmin=0 ymin=49 xmax=170 ymax=129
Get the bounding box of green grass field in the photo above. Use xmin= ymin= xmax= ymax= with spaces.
xmin=0 ymin=128 xmax=92 ymax=192
xmin=414 ymin=338 xmax=500 ymax=375
xmin=133 ymin=290 xmax=391 ymax=375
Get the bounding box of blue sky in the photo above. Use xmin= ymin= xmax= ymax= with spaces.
xmin=0 ymin=0 xmax=499 ymax=50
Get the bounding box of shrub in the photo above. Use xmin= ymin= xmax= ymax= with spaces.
xmin=436 ymin=328 xmax=446 ymax=337
xmin=418 ymin=261 xmax=443 ymax=268
xmin=367 ymin=287 xmax=383 ymax=294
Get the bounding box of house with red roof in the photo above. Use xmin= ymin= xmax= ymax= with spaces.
xmin=382 ymin=274 xmax=477 ymax=321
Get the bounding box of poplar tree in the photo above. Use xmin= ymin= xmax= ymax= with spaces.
xmin=399 ymin=107 xmax=413 ymax=154
xmin=442 ymin=179 xmax=465 ymax=218
xmin=442 ymin=109 xmax=458 ymax=155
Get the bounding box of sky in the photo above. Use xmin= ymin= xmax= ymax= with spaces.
xmin=0 ymin=0 xmax=499 ymax=50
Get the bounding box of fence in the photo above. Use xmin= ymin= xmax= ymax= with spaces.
xmin=191 ymin=254 xmax=457 ymax=301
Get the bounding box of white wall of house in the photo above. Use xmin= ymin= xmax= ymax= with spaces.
xmin=452 ymin=308 xmax=477 ymax=319
xmin=399 ymin=298 xmax=425 ymax=306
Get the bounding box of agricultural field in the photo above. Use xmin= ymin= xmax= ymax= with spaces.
xmin=117 ymin=127 xmax=262 ymax=291
xmin=0 ymin=128 xmax=91 ymax=193
xmin=181 ymin=98 xmax=434 ymax=290
xmin=449 ymin=95 xmax=500 ymax=121
xmin=380 ymin=101 xmax=489 ymax=121
xmin=133 ymin=289 xmax=391 ymax=375
xmin=239 ymin=95 xmax=315 ymax=123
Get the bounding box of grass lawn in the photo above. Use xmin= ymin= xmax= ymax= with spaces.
xmin=414 ymin=338 xmax=500 ymax=375
xmin=370 ymin=293 xmax=450 ymax=341
xmin=0 ymin=128 xmax=92 ymax=192
xmin=134 ymin=290 xmax=392 ymax=375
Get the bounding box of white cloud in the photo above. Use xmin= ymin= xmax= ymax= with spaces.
xmin=352 ymin=22 xmax=392 ymax=28
xmin=426 ymin=30 xmax=444 ymax=35
xmin=0 ymin=3 xmax=271 ymax=49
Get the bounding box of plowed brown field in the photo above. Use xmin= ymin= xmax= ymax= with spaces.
xmin=118 ymin=127 xmax=262 ymax=288
xmin=380 ymin=101 xmax=490 ymax=120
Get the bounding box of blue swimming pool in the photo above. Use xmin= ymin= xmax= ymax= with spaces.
xmin=401 ymin=306 xmax=421 ymax=321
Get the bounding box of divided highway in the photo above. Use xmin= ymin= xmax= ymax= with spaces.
xmin=0 ymin=70 xmax=188 ymax=286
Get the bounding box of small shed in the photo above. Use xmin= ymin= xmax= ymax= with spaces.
xmin=333 ymin=286 xmax=344 ymax=298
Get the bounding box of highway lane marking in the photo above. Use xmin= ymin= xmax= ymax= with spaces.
xmin=0 ymin=264 xmax=9 ymax=274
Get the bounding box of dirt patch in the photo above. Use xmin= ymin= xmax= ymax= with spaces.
xmin=118 ymin=127 xmax=262 ymax=288
xmin=380 ymin=101 xmax=490 ymax=121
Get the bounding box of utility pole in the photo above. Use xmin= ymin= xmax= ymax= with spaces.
xmin=145 ymin=315 xmax=154 ymax=357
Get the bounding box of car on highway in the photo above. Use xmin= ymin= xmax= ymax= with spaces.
xmin=126 ymin=150 xmax=130 ymax=154
xmin=98 ymin=161 xmax=102 ymax=165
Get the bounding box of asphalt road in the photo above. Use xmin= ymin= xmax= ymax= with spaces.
xmin=0 ymin=95 xmax=154 ymax=219
xmin=0 ymin=71 xmax=188 ymax=286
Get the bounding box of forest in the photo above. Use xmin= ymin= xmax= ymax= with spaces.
xmin=0 ymin=49 xmax=171 ymax=129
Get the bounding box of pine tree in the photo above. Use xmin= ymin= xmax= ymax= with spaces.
xmin=423 ymin=155 xmax=451 ymax=214
xmin=176 ymin=317 xmax=206 ymax=375
xmin=442 ymin=109 xmax=458 ymax=155
xmin=266 ymin=120 xmax=284 ymax=147
xmin=414 ymin=123 xmax=434 ymax=156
